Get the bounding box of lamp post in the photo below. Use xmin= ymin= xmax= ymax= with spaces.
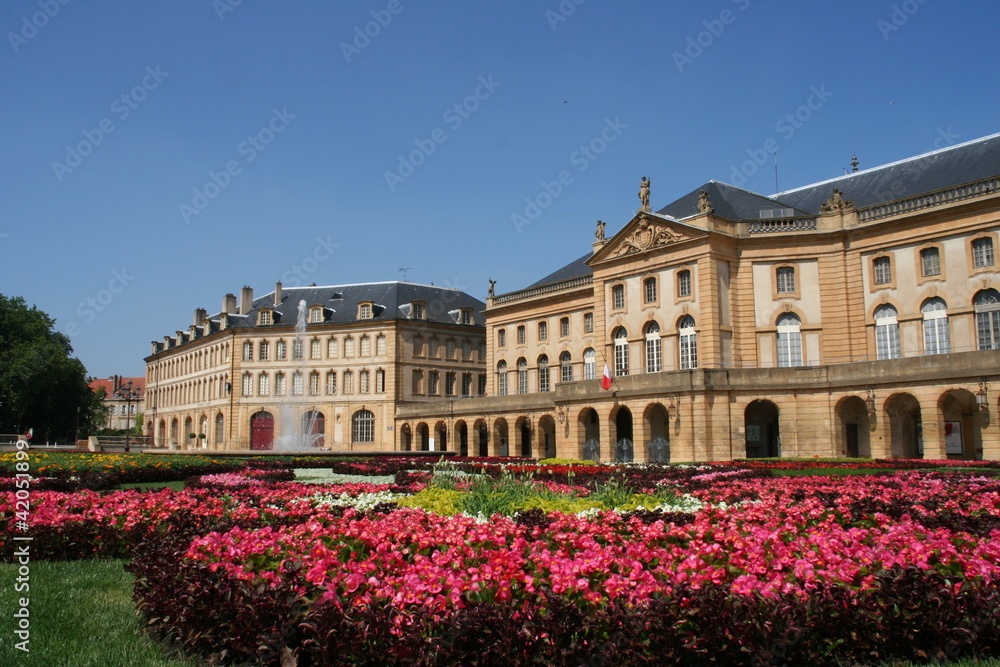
xmin=977 ymin=377 xmax=989 ymax=411
xmin=113 ymin=379 xmax=142 ymax=453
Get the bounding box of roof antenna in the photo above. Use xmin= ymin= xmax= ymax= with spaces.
xmin=773 ymin=152 xmax=779 ymax=196
xmin=399 ymin=267 xmax=413 ymax=281
xmin=851 ymin=154 xmax=860 ymax=173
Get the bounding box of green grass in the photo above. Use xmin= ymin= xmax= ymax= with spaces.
xmin=0 ymin=560 xmax=199 ymax=667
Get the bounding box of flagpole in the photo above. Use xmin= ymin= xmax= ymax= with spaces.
xmin=597 ymin=348 xmax=622 ymax=393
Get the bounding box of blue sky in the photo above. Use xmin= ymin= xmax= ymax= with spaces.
xmin=2 ymin=0 xmax=999 ymax=379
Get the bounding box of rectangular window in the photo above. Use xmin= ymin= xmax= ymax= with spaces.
xmin=644 ymin=277 xmax=657 ymax=303
xmin=446 ymin=340 xmax=456 ymax=359
xmin=361 ymin=337 xmax=371 ymax=356
xmin=498 ymin=369 xmax=507 ymax=396
xmin=677 ymin=270 xmax=692 ymax=297
xmin=359 ymin=303 xmax=372 ymax=319
xmin=445 ymin=372 xmax=456 ymax=396
xmin=258 ymin=341 xmax=270 ymax=360
xmin=360 ymin=371 xmax=369 ymax=394
xmin=259 ymin=310 xmax=272 ymax=325
xmin=327 ymin=338 xmax=338 ymax=358
xmin=776 ymin=267 xmax=796 ymax=294
xmin=539 ymin=365 xmax=550 ymax=393
xmin=275 ymin=373 xmax=286 ymax=395
xmin=497 ymin=330 xmax=506 ymax=347
xmin=376 ymin=370 xmax=385 ymax=393
xmin=974 ymin=238 xmax=995 ymax=268
xmin=412 ymin=370 xmax=423 ymax=395
xmin=461 ymin=373 xmax=472 ymax=396
xmin=310 ymin=307 xmax=324 ymax=323
xmin=344 ymin=338 xmax=355 ymax=357
xmin=310 ymin=339 xmax=321 ymax=359
xmin=584 ymin=313 xmax=594 ymax=333
xmin=292 ymin=373 xmax=303 ymax=395
xmin=461 ymin=309 xmax=473 ymax=325
xmin=309 ymin=373 xmax=320 ymax=395
xmin=478 ymin=373 xmax=487 ymax=395
xmin=462 ymin=341 xmax=471 ymax=360
xmin=873 ymin=257 xmax=892 ymax=285
xmin=376 ymin=336 xmax=387 ymax=356
xmin=612 ymin=285 xmax=625 ymax=309
xmin=517 ymin=326 xmax=525 ymax=345
xmin=258 ymin=374 xmax=269 ymax=395
xmin=293 ymin=340 xmax=304 ymax=360
xmin=243 ymin=342 xmax=253 ymax=361
xmin=429 ymin=371 xmax=439 ymax=395
xmin=326 ymin=372 xmax=337 ymax=395
xmin=560 ymin=317 xmax=569 ymax=337
xmin=920 ymin=248 xmax=941 ymax=277
xmin=276 ymin=341 xmax=286 ymax=360
xmin=538 ymin=322 xmax=547 ymax=341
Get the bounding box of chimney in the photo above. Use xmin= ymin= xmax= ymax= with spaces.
xmin=193 ymin=308 xmax=207 ymax=327
xmin=239 ymin=286 xmax=254 ymax=315
xmin=223 ymin=293 xmax=237 ymax=314
xmin=274 ymin=281 xmax=283 ymax=307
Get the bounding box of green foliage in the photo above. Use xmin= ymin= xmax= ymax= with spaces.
xmin=397 ymin=487 xmax=463 ymax=515
xmin=0 ymin=294 xmax=104 ymax=441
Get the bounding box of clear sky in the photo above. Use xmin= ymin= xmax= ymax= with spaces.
xmin=2 ymin=0 xmax=999 ymax=380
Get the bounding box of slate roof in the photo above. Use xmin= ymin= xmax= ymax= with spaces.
xmin=655 ymin=180 xmax=811 ymax=220
xmin=525 ymin=253 xmax=593 ymax=289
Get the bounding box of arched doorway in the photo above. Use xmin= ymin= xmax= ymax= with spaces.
xmin=580 ymin=408 xmax=600 ymax=461
xmin=494 ymin=418 xmax=509 ymax=456
xmin=835 ymin=396 xmax=871 ymax=457
xmin=416 ymin=423 xmax=429 ymax=451
xmin=400 ymin=424 xmax=412 ymax=451
xmin=302 ymin=411 xmax=325 ymax=448
xmin=434 ymin=421 xmax=448 ymax=452
xmin=199 ymin=415 xmax=209 ymax=448
xmin=940 ymin=390 xmax=982 ymax=460
xmin=170 ymin=418 xmax=179 ymax=446
xmin=538 ymin=415 xmax=556 ymax=459
xmin=515 ymin=416 xmax=532 ymax=457
xmin=214 ymin=413 xmax=225 ymax=448
xmin=886 ymin=393 xmax=922 ymax=458
xmin=158 ymin=419 xmax=166 ymax=447
xmin=250 ymin=411 xmax=274 ymax=451
xmin=745 ymin=400 xmax=779 ymax=458
xmin=475 ymin=419 xmax=489 ymax=457
xmin=455 ymin=420 xmax=469 ymax=457
xmin=183 ymin=416 xmax=193 ymax=447
xmin=644 ymin=403 xmax=670 ymax=462
xmin=613 ymin=406 xmax=634 ymax=462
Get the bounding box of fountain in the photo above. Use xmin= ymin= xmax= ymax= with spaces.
xmin=274 ymin=300 xmax=325 ymax=450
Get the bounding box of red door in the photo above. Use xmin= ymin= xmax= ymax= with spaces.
xmin=250 ymin=412 xmax=274 ymax=450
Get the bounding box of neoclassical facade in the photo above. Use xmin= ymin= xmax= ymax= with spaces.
xmin=397 ymin=133 xmax=1000 ymax=462
xmin=145 ymin=282 xmax=486 ymax=450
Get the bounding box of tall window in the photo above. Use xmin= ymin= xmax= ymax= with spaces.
xmin=258 ymin=373 xmax=269 ymax=395
xmin=275 ymin=372 xmax=286 ymax=395
xmin=412 ymin=369 xmax=423 ymax=395
xmin=258 ymin=340 xmax=270 ymax=360
xmin=776 ymin=313 xmax=803 ymax=367
xmin=874 ymin=304 xmax=901 ymax=360
xmin=613 ymin=328 xmax=629 ymax=376
xmin=243 ymin=342 xmax=253 ymax=361
xmin=560 ymin=317 xmax=570 ymax=337
xmin=517 ymin=358 xmax=528 ymax=394
xmin=644 ymin=277 xmax=657 ymax=303
xmin=478 ymin=373 xmax=487 ymax=395
xmin=446 ymin=340 xmax=456 ymax=359
xmin=612 ymin=284 xmax=625 ymax=310
xmin=276 ymin=340 xmax=286 ymax=359
xmin=359 ymin=303 xmax=372 ymax=319
xmin=242 ymin=372 xmax=252 ymax=395
xmin=360 ymin=336 xmax=371 ymax=357
xmin=644 ymin=322 xmax=661 ymax=373
xmin=461 ymin=373 xmax=473 ymax=396
xmin=310 ymin=339 xmax=321 ymax=359
xmin=429 ymin=339 xmax=439 ymax=358
xmin=975 ymin=289 xmax=1000 ymax=350
xmin=461 ymin=309 xmax=473 ymax=325
xmin=413 ymin=337 xmax=424 ymax=356
xmin=538 ymin=355 xmax=550 ymax=393
xmin=538 ymin=321 xmax=548 ymax=341
xmin=293 ymin=340 xmax=304 ymax=360
xmin=497 ymin=361 xmax=508 ymax=396
xmin=921 ymin=298 xmax=951 ymax=355
xmin=873 ymin=256 xmax=892 ymax=286
xmin=344 ymin=337 xmax=355 ymax=357
xmin=359 ymin=370 xmax=370 ymax=393
xmin=583 ymin=348 xmax=596 ymax=380
xmin=497 ymin=329 xmax=506 ymax=347
xmin=326 ymin=371 xmax=337 ymax=395
xmin=376 ymin=335 xmax=386 ymax=355
xmin=375 ymin=369 xmax=385 ymax=393
xmin=309 ymin=371 xmax=320 ymax=395
xmin=429 ymin=371 xmax=439 ymax=395
xmin=343 ymin=371 xmax=354 ymax=394
xmin=560 ymin=351 xmax=572 ymax=382
xmin=445 ymin=372 xmax=456 ymax=396
xmin=411 ymin=303 xmax=424 ymax=319
xmin=327 ymin=338 xmax=338 ymax=358
xmin=584 ymin=313 xmax=594 ymax=333
xmin=973 ymin=238 xmax=996 ymax=269
xmin=462 ymin=341 xmax=471 ymax=360
xmin=679 ymin=316 xmax=698 ymax=370
xmin=517 ymin=326 xmax=526 ymax=345
xmin=776 ymin=266 xmax=796 ymax=294
xmin=677 ymin=270 xmax=692 ymax=298
xmin=920 ymin=247 xmax=941 ymax=277
xmin=292 ymin=372 xmax=304 ymax=395
xmin=352 ymin=410 xmax=374 ymax=443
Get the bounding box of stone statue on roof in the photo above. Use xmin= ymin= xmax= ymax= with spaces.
xmin=820 ymin=188 xmax=855 ymax=212
xmin=487 ymin=278 xmax=496 ymax=298
xmin=595 ymin=220 xmax=606 ymax=242
xmin=697 ymin=190 xmax=713 ymax=214
xmin=638 ymin=176 xmax=651 ymax=211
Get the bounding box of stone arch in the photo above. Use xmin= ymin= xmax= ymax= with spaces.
xmin=579 ymin=407 xmax=600 ymax=461
xmin=835 ymin=395 xmax=871 ymax=457
xmin=400 ymin=423 xmax=412 ymax=451
xmin=493 ymin=417 xmax=509 ymax=456
xmin=455 ymin=420 xmax=469 ymax=457
xmin=416 ymin=422 xmax=429 ymax=451
xmin=745 ymin=400 xmax=780 ymax=458
xmin=474 ymin=419 xmax=489 ymax=457
xmin=538 ymin=415 xmax=557 ymax=459
xmin=643 ymin=403 xmax=670 ymax=462
xmin=515 ymin=416 xmax=532 ymax=458
xmin=938 ymin=389 xmax=983 ymax=460
xmin=885 ymin=393 xmax=922 ymax=458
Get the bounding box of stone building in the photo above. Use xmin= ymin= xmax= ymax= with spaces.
xmin=397 ymin=132 xmax=1000 ymax=462
xmin=88 ymin=375 xmax=146 ymax=431
xmin=145 ymin=282 xmax=486 ymax=450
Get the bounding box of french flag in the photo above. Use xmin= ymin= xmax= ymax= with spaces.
xmin=601 ymin=364 xmax=614 ymax=390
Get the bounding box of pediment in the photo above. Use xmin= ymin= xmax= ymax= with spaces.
xmin=591 ymin=213 xmax=695 ymax=263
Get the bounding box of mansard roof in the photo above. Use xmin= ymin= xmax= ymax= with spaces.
xmin=526 ymin=253 xmax=593 ymax=289
xmin=655 ymin=180 xmax=811 ymax=220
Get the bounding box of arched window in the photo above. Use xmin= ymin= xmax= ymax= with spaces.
xmin=352 ymin=410 xmax=375 ymax=443
xmin=644 ymin=322 xmax=661 ymax=373
xmin=613 ymin=328 xmax=629 ymax=376
xmin=643 ymin=277 xmax=657 ymax=303
xmin=874 ymin=304 xmax=901 ymax=359
xmin=517 ymin=358 xmax=528 ymax=394
xmin=921 ymin=298 xmax=950 ymax=355
xmin=497 ymin=361 xmax=508 ymax=396
xmin=276 ymin=340 xmax=287 ymax=360
xmin=327 ymin=337 xmax=338 ymax=358
xmin=376 ymin=369 xmax=385 ymax=393
xmin=776 ymin=313 xmax=802 ymax=367
xmin=258 ymin=340 xmax=270 ymax=360
xmin=538 ymin=355 xmax=550 ymax=393
xmin=679 ymin=316 xmax=697 ymax=370
xmin=376 ymin=335 xmax=387 ymax=355
xmin=360 ymin=370 xmax=370 ymax=393
xmin=360 ymin=336 xmax=371 ymax=356
xmin=292 ymin=371 xmax=304 ymax=395
xmin=293 ymin=340 xmax=304 ymax=360
xmin=538 ymin=321 xmax=548 ymax=341
xmin=241 ymin=372 xmax=252 ymax=395
xmin=975 ymin=289 xmax=1000 ymax=350
xmin=243 ymin=342 xmax=253 ymax=361
xmin=497 ymin=329 xmax=506 ymax=347
xmin=560 ymin=351 xmax=572 ymax=383
xmin=310 ymin=339 xmax=321 ymax=359
xmin=326 ymin=371 xmax=337 ymax=395
xmin=344 ymin=337 xmax=355 ymax=357
xmin=214 ymin=413 xmax=224 ymax=445
xmin=309 ymin=371 xmax=320 ymax=395
xmin=342 ymin=370 xmax=354 ymax=394
xmin=275 ymin=372 xmax=286 ymax=395
xmin=583 ymin=348 xmax=596 ymax=380
xmin=258 ymin=373 xmax=269 ymax=395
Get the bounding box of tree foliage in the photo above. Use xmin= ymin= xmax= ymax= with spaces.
xmin=0 ymin=294 xmax=104 ymax=441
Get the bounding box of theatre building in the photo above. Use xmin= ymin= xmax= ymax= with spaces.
xmin=397 ymin=132 xmax=1000 ymax=462
xmin=144 ymin=282 xmax=486 ymax=450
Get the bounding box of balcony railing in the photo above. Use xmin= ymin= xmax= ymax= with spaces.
xmin=858 ymin=176 xmax=1000 ymax=224
xmin=491 ymin=275 xmax=594 ymax=306
xmin=747 ymin=217 xmax=817 ymax=234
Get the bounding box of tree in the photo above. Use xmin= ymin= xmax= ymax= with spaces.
xmin=0 ymin=294 xmax=104 ymax=442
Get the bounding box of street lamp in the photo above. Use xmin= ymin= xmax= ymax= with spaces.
xmin=977 ymin=377 xmax=989 ymax=411
xmin=865 ymin=386 xmax=876 ymax=417
xmin=113 ymin=379 xmax=142 ymax=453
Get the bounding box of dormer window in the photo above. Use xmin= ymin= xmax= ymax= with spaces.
xmin=258 ymin=309 xmax=273 ymax=326
xmin=309 ymin=306 xmax=324 ymax=323
xmin=358 ymin=302 xmax=373 ymax=319
xmin=411 ymin=302 xmax=425 ymax=319
xmin=461 ymin=308 xmax=474 ymax=325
